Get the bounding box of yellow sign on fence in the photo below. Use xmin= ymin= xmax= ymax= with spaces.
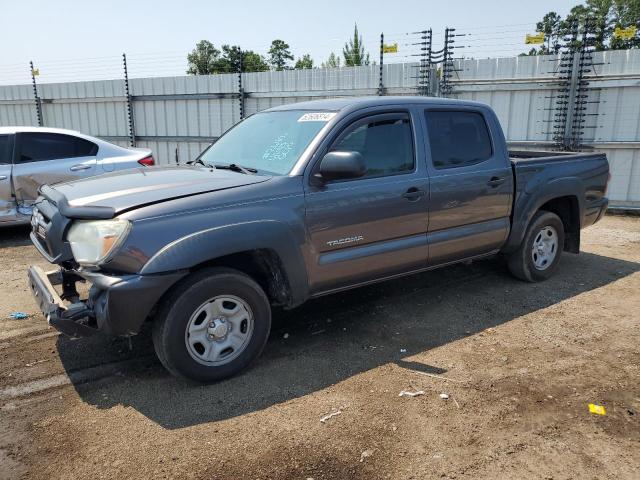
xmin=382 ymin=43 xmax=398 ymax=53
xmin=525 ymin=33 xmax=545 ymax=44
xmin=614 ymin=26 xmax=637 ymax=40
xmin=31 ymin=68 xmax=40 ymax=76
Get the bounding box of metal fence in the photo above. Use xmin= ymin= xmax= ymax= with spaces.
xmin=454 ymin=49 xmax=640 ymax=209
xmin=1 ymin=49 xmax=639 ymax=208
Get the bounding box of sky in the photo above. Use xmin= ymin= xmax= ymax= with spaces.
xmin=0 ymin=0 xmax=578 ymax=84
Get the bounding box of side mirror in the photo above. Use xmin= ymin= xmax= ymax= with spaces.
xmin=317 ymin=151 xmax=366 ymax=182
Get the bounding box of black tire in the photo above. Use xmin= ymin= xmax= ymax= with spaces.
xmin=507 ymin=210 xmax=565 ymax=282
xmin=152 ymin=267 xmax=271 ymax=383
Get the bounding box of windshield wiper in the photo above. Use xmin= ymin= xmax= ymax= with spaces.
xmin=187 ymin=159 xmax=257 ymax=174
xmin=186 ymin=158 xmax=208 ymax=167
xmin=213 ymin=163 xmax=257 ymax=174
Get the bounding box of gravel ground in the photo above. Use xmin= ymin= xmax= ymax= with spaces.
xmin=0 ymin=215 xmax=638 ymax=480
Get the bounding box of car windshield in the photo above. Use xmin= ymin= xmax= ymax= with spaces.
xmin=199 ymin=110 xmax=335 ymax=175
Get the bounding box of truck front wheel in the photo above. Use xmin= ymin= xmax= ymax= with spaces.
xmin=152 ymin=267 xmax=272 ymax=382
xmin=508 ymin=210 xmax=565 ymax=282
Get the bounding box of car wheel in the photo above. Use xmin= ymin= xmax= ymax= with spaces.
xmin=152 ymin=267 xmax=271 ymax=382
xmin=508 ymin=210 xmax=565 ymax=282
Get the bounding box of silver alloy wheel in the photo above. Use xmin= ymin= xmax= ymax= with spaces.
xmin=531 ymin=225 xmax=558 ymax=271
xmin=184 ymin=295 xmax=254 ymax=366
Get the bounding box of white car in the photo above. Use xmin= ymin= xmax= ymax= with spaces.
xmin=0 ymin=127 xmax=154 ymax=226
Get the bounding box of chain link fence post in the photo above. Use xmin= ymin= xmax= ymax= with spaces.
xmin=570 ymin=17 xmax=600 ymax=150
xmin=30 ymin=61 xmax=43 ymax=126
xmin=238 ymin=54 xmax=245 ymax=120
xmin=378 ymin=33 xmax=385 ymax=96
xmin=122 ymin=53 xmax=136 ymax=147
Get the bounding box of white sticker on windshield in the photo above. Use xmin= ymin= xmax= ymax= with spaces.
xmin=298 ymin=112 xmax=336 ymax=122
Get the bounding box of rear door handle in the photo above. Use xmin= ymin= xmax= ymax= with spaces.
xmin=0 ymin=175 xmax=7 ymax=181
xmin=70 ymin=164 xmax=92 ymax=172
xmin=402 ymin=187 xmax=426 ymax=201
xmin=487 ymin=176 xmax=505 ymax=187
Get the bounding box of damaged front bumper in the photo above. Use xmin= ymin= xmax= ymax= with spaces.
xmin=27 ymin=265 xmax=186 ymax=337
xmin=28 ymin=266 xmax=96 ymax=337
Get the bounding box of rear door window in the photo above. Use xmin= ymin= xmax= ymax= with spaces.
xmin=17 ymin=133 xmax=98 ymax=163
xmin=424 ymin=111 xmax=493 ymax=169
xmin=0 ymin=135 xmax=12 ymax=164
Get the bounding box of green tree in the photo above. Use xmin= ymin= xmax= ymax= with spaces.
xmin=520 ymin=47 xmax=540 ymax=56
xmin=215 ymin=45 xmax=242 ymax=72
xmin=187 ymin=41 xmax=268 ymax=74
xmin=215 ymin=45 xmax=269 ymax=73
xmin=321 ymin=52 xmax=341 ymax=68
xmin=526 ymin=0 xmax=639 ymax=55
xmin=537 ymin=12 xmax=563 ymax=53
xmin=294 ymin=54 xmax=314 ymax=69
xmin=186 ymin=40 xmax=221 ymax=75
xmin=610 ymin=0 xmax=640 ymax=49
xmin=342 ymin=24 xmax=370 ymax=66
xmin=241 ymin=50 xmax=270 ymax=72
xmin=268 ymin=39 xmax=294 ymax=70
xmin=576 ymin=0 xmax=614 ymax=50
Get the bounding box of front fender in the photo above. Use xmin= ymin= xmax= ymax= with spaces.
xmin=139 ymin=220 xmax=309 ymax=304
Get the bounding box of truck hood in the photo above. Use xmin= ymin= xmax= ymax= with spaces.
xmin=43 ymin=166 xmax=270 ymax=218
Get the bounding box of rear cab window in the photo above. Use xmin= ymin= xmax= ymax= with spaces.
xmin=424 ymin=110 xmax=492 ymax=169
xmin=17 ymin=133 xmax=98 ymax=163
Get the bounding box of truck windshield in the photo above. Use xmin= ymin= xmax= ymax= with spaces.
xmin=199 ymin=110 xmax=335 ymax=175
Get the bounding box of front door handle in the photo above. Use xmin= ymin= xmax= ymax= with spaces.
xmin=70 ymin=164 xmax=92 ymax=172
xmin=487 ymin=176 xmax=505 ymax=188
xmin=0 ymin=175 xmax=7 ymax=181
xmin=402 ymin=187 xmax=426 ymax=202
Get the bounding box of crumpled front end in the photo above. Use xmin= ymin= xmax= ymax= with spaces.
xmin=28 ymin=265 xmax=185 ymax=337
xmin=27 ymin=187 xmax=186 ymax=337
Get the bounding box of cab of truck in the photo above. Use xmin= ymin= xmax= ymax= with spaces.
xmin=26 ymin=97 xmax=609 ymax=382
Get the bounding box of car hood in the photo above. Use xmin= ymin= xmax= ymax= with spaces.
xmin=44 ymin=166 xmax=270 ymax=218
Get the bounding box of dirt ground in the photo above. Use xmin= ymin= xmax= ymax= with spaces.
xmin=0 ymin=215 xmax=638 ymax=480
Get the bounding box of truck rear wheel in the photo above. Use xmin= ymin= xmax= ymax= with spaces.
xmin=152 ymin=267 xmax=271 ymax=382
xmin=508 ymin=211 xmax=565 ymax=282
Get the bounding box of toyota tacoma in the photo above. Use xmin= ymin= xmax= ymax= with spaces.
xmin=27 ymin=97 xmax=610 ymax=382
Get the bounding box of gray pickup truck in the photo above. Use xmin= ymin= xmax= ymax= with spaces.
xmin=27 ymin=97 xmax=609 ymax=382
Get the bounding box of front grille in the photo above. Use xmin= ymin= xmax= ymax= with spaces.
xmin=29 ymin=197 xmax=74 ymax=264
xmin=31 ymin=206 xmax=52 ymax=255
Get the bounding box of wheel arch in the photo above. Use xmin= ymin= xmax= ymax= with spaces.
xmin=503 ymin=177 xmax=585 ymax=254
xmin=188 ymin=249 xmax=293 ymax=307
xmin=538 ymin=195 xmax=580 ymax=253
xmin=140 ymin=220 xmax=309 ymax=307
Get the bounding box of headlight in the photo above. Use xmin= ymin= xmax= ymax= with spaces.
xmin=67 ymin=219 xmax=130 ymax=266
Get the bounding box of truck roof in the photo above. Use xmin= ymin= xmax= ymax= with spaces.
xmin=264 ymin=96 xmax=488 ymax=112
